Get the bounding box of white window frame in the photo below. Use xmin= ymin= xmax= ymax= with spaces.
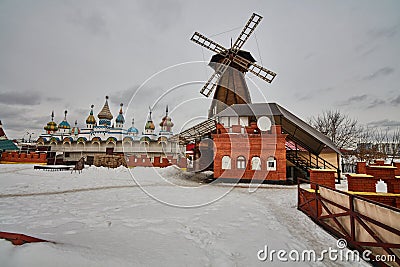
xmin=267 ymin=156 xmax=277 ymax=171
xmin=222 ymin=155 xmax=231 ymax=170
xmin=237 ymin=156 xmax=246 ymax=169
xmin=251 ymin=156 xmax=261 ymax=170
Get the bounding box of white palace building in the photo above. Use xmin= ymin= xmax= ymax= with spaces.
xmin=37 ymin=96 xmax=186 ymax=167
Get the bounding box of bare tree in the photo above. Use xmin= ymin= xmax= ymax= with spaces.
xmin=309 ymin=110 xmax=360 ymax=150
xmin=390 ymin=127 xmax=400 ymax=163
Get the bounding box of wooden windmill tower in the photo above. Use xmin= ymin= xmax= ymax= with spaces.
xmin=191 ymin=13 xmax=277 ymax=118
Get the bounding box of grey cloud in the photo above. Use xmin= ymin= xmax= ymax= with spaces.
xmin=68 ymin=8 xmax=109 ymax=36
xmin=0 ymin=104 xmax=48 ymax=138
xmin=338 ymin=94 xmax=368 ymax=106
xmin=368 ymin=24 xmax=399 ymax=39
xmin=45 ymin=96 xmax=63 ymax=102
xmin=368 ymin=119 xmax=400 ymax=128
xmin=363 ymin=67 xmax=395 ymax=80
xmin=137 ymin=0 xmax=182 ymax=31
xmin=0 ymin=91 xmax=41 ymax=105
xmin=391 ymin=95 xmax=400 ymax=106
xmin=297 ymin=87 xmax=332 ymax=101
xmin=367 ymin=99 xmax=386 ymax=109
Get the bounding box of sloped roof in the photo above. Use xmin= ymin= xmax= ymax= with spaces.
xmin=216 ymin=103 xmax=341 ymax=155
xmin=170 ymin=118 xmax=217 ymax=144
xmin=0 ymin=140 xmax=18 ymax=151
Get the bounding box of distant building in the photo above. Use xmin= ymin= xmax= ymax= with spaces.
xmin=36 ymin=96 xmax=186 ymax=167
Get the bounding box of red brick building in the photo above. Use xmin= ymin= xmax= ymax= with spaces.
xmin=174 ymin=103 xmax=341 ymax=183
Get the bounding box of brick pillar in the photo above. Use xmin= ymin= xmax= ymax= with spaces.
xmin=356 ymin=162 xmax=367 ymax=174
xmin=309 ymin=169 xmax=336 ymax=189
xmin=393 ymin=162 xmax=400 ymax=176
xmin=346 ymin=174 xmax=377 ymax=192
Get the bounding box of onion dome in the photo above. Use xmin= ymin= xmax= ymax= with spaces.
xmin=98 ymin=96 xmax=113 ymax=126
xmin=115 ymin=103 xmax=125 ymax=124
xmin=44 ymin=111 xmax=58 ymax=132
xmin=159 ymin=105 xmax=174 ymax=130
xmin=86 ymin=105 xmax=96 ymax=125
xmin=127 ymin=117 xmax=139 ymax=134
xmin=71 ymin=120 xmax=80 ymax=135
xmin=58 ymin=110 xmax=71 ymax=129
xmin=145 ymin=109 xmax=155 ymax=130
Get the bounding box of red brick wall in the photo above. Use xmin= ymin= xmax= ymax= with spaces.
xmin=394 ymin=162 xmax=400 ymax=176
xmin=213 ymin=125 xmax=287 ymax=181
xmin=346 ymin=174 xmax=378 ymax=192
xmin=351 ymin=162 xmax=400 ymax=193
xmin=366 ymin=167 xmax=395 ymax=180
xmin=309 ymin=170 xmax=336 ymax=189
xmin=0 ymin=152 xmax=47 ymax=163
xmin=356 ymin=162 xmax=367 ymax=174
xmin=126 ymin=155 xmax=186 ymax=168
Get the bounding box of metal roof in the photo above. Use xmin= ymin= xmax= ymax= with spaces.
xmin=170 ymin=118 xmax=217 ymax=145
xmin=215 ymin=103 xmax=341 ymax=155
xmin=0 ymin=140 xmax=19 ymax=152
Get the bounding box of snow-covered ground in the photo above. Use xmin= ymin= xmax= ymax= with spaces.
xmin=0 ymin=164 xmax=368 ymax=266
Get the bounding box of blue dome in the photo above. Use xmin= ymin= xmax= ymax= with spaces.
xmin=116 ymin=113 xmax=125 ymax=124
xmin=58 ymin=120 xmax=71 ymax=129
xmin=127 ymin=126 xmax=139 ymax=134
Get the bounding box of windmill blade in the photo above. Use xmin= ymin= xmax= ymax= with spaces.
xmin=191 ymin=32 xmax=227 ymax=55
xmin=232 ymin=55 xmax=276 ymax=83
xmin=232 ymin=13 xmax=263 ymax=51
xmin=200 ymin=58 xmax=231 ymax=97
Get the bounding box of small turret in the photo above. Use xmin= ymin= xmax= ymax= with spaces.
xmin=86 ymin=105 xmax=96 ymax=129
xmin=115 ymin=103 xmax=125 ymax=128
xmin=127 ymin=116 xmax=139 ymax=136
xmin=58 ymin=110 xmax=71 ymax=135
xmin=44 ymin=111 xmax=58 ymax=134
xmin=71 ymin=120 xmax=80 ymax=136
xmin=144 ymin=107 xmax=155 ymax=135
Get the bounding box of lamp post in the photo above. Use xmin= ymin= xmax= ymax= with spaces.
xmin=27 ymin=132 xmax=35 ymax=143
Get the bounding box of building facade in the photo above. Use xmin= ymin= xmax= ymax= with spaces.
xmin=37 ymin=96 xmax=186 ymax=167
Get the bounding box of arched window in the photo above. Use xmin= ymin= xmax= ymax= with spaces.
xmin=251 ymin=156 xmax=261 ymax=170
xmin=267 ymin=156 xmax=277 ymax=171
xmin=237 ymin=156 xmax=246 ymax=169
xmin=222 ymin=156 xmax=231 ymax=169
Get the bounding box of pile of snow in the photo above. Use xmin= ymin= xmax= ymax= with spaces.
xmin=0 ymin=164 xmax=367 ymax=266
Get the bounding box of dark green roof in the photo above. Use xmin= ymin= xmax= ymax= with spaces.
xmin=0 ymin=139 xmax=19 ymax=151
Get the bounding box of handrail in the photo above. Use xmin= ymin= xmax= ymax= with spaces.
xmin=286 ymin=146 xmax=337 ymax=170
xmin=297 ymin=178 xmax=400 ymax=266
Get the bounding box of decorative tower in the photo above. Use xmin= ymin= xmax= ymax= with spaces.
xmin=58 ymin=110 xmax=71 ymax=135
xmin=86 ymin=105 xmax=96 ymax=129
xmin=44 ymin=111 xmax=58 ymax=134
xmin=159 ymin=105 xmax=174 ymax=135
xmin=97 ymin=96 xmax=113 ymax=127
xmin=71 ymin=120 xmax=80 ymax=137
xmin=127 ymin=116 xmax=139 ymax=136
xmin=144 ymin=107 xmax=155 ymax=135
xmin=115 ymin=103 xmax=125 ymax=129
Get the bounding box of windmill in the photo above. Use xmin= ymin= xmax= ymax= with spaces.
xmin=191 ymin=13 xmax=277 ymax=118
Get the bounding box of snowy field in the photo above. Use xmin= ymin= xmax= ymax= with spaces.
xmin=0 ymin=164 xmax=368 ymax=266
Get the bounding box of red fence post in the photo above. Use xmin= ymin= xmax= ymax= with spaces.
xmin=349 ymin=194 xmax=355 ymax=242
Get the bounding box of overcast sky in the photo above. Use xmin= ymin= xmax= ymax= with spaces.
xmin=0 ymin=0 xmax=399 ymax=139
